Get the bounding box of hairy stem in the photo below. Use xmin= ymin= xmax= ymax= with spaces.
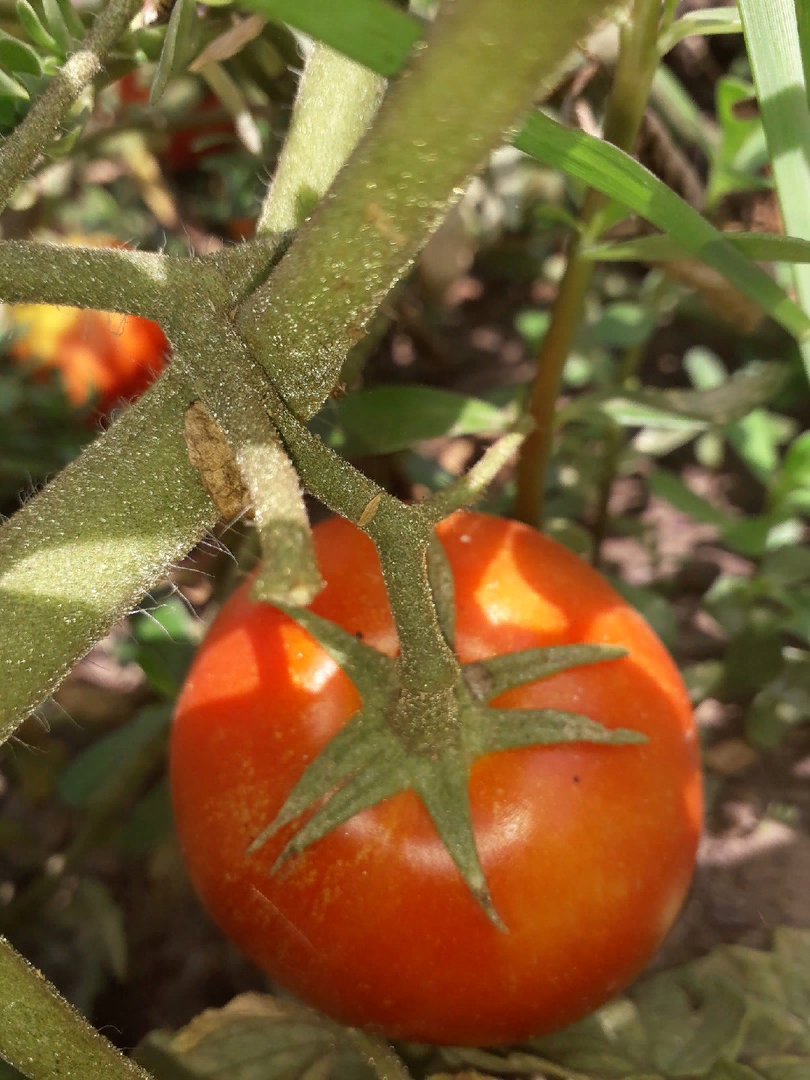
xmin=0 ymin=936 xmax=151 ymax=1080
xmin=258 ymin=41 xmax=385 ymax=235
xmin=0 ymin=370 xmax=215 ymax=740
xmin=514 ymin=0 xmax=663 ymax=526
xmin=0 ymin=0 xmax=142 ymax=211
xmin=0 ymin=0 xmax=618 ymax=738
xmin=237 ymin=0 xmax=614 ymax=419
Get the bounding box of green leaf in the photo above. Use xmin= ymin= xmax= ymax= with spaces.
xmin=685 ymin=347 xmax=727 ymax=390
xmin=602 ymin=396 xmax=709 ymax=433
xmin=41 ymin=0 xmax=73 ymax=54
xmin=739 ymin=0 xmax=810 ymax=388
xmin=136 ymin=995 xmax=385 ymax=1080
xmin=236 ymin=0 xmax=423 ymax=78
xmin=54 ymin=0 xmax=84 ymax=41
xmin=0 ymin=66 xmax=29 ymax=103
xmin=0 ymin=30 xmax=41 ymax=76
xmin=658 ymin=6 xmax=743 ymax=56
xmin=648 ymin=470 xmax=729 ymax=527
xmin=150 ymin=0 xmax=200 ymax=103
xmin=662 ymin=362 xmax=786 ymax=425
xmin=590 ymin=302 xmax=658 ymax=348
xmin=514 ymin=111 xmax=810 ymax=345
xmin=16 ymin=0 xmax=57 ymax=52
xmin=772 ymin=431 xmax=810 ymax=510
xmin=323 ymin=386 xmax=518 ymax=456
xmin=58 ymin=703 xmax=171 ymax=807
xmin=583 ymin=232 xmax=810 ymax=265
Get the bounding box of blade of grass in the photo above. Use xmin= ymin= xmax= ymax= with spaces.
xmin=658 ymin=7 xmax=742 ymax=56
xmin=582 ymin=231 xmax=810 ymax=263
xmin=514 ymin=111 xmax=810 ymax=344
xmin=739 ymin=0 xmax=810 ymax=384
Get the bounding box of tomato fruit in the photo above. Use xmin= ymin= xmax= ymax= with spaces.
xmin=171 ymin=511 xmax=702 ymax=1046
xmin=115 ymin=73 xmax=236 ymax=172
xmin=8 ymin=303 xmax=167 ymax=420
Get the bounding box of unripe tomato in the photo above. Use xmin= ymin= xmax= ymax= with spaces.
xmin=171 ymin=512 xmax=702 ymax=1046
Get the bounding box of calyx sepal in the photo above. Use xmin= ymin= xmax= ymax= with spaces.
xmin=246 ymin=606 xmax=645 ymax=927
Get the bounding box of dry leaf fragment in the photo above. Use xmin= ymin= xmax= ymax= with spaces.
xmin=184 ymin=400 xmax=250 ymax=521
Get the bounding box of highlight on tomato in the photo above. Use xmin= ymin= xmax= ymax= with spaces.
xmin=171 ymin=511 xmax=702 ymax=1047
xmin=5 ymin=237 xmax=168 ymax=420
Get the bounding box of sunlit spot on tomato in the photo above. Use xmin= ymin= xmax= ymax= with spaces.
xmin=472 ymin=537 xmax=569 ymax=635
xmin=280 ymin=623 xmax=338 ymax=694
xmin=195 ymin=624 xmax=260 ymax=702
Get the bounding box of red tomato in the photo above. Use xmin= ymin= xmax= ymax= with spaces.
xmin=171 ymin=512 xmax=701 ymax=1046
xmin=115 ymin=73 xmax=235 ymax=171
xmin=8 ymin=303 xmax=168 ymax=420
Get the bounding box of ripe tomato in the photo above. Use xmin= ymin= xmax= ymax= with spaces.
xmin=115 ymin=72 xmax=235 ymax=171
xmin=8 ymin=303 xmax=167 ymax=419
xmin=171 ymin=512 xmax=702 ymax=1046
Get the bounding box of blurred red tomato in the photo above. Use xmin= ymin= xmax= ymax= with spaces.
xmin=7 ymin=238 xmax=168 ymax=420
xmin=116 ymin=72 xmax=235 ymax=171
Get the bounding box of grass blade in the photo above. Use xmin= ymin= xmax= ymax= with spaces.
xmin=514 ymin=111 xmax=810 ymax=344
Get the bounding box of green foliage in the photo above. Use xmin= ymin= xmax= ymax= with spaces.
xmin=0 ymin=359 xmax=92 ymax=501
xmin=135 ymin=931 xmax=810 ymax=1080
xmin=117 ymin=596 xmax=201 ymax=700
xmin=314 ymin=386 xmax=520 ymax=457
xmin=238 ymin=0 xmax=423 ymax=77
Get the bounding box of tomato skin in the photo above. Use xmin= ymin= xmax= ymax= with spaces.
xmin=9 ymin=305 xmax=167 ymax=419
xmin=171 ymin=512 xmax=702 ymax=1046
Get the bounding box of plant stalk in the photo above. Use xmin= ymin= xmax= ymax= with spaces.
xmin=237 ymin=0 xmax=616 ymax=419
xmin=258 ymin=42 xmax=386 ymax=236
xmin=0 ymin=936 xmax=151 ymax=1080
xmin=515 ymin=0 xmax=663 ymax=526
xmin=0 ymin=0 xmax=143 ymax=212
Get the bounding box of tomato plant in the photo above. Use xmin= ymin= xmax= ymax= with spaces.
xmin=171 ymin=511 xmax=702 ymax=1047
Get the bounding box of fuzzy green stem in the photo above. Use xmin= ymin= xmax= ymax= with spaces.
xmin=0 ymin=0 xmax=142 ymax=211
xmin=0 ymin=0 xmax=619 ymax=739
xmin=170 ymin=309 xmax=323 ymax=606
xmin=0 ymin=936 xmax=151 ymax=1080
xmin=258 ymin=42 xmax=386 ymax=235
xmin=237 ymin=0 xmax=615 ymax=419
xmin=0 ymin=371 xmax=215 ymax=740
xmin=0 ymin=239 xmax=183 ymax=316
xmin=269 ymin=400 xmax=458 ymax=692
xmin=515 ymin=0 xmax=663 ymax=526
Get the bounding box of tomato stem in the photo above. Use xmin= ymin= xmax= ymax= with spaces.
xmin=514 ymin=0 xmax=664 ymax=527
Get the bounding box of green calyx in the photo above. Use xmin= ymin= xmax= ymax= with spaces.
xmin=246 ymin=605 xmax=644 ymax=930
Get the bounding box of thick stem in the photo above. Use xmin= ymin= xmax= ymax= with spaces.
xmin=0 ymin=0 xmax=619 ymax=740
xmin=0 ymin=0 xmax=142 ymax=211
xmin=0 ymin=936 xmax=151 ymax=1080
xmin=0 ymin=370 xmax=215 ymax=740
xmin=0 ymin=240 xmax=187 ymax=317
xmin=268 ymin=400 xmax=458 ymax=693
xmin=514 ymin=0 xmax=663 ymax=526
xmin=170 ymin=310 xmax=324 ymax=607
xmin=258 ymin=42 xmax=385 ymax=235
xmin=237 ymin=0 xmax=615 ymax=419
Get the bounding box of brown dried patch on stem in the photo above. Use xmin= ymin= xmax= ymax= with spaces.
xmin=184 ymin=401 xmax=250 ymax=520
